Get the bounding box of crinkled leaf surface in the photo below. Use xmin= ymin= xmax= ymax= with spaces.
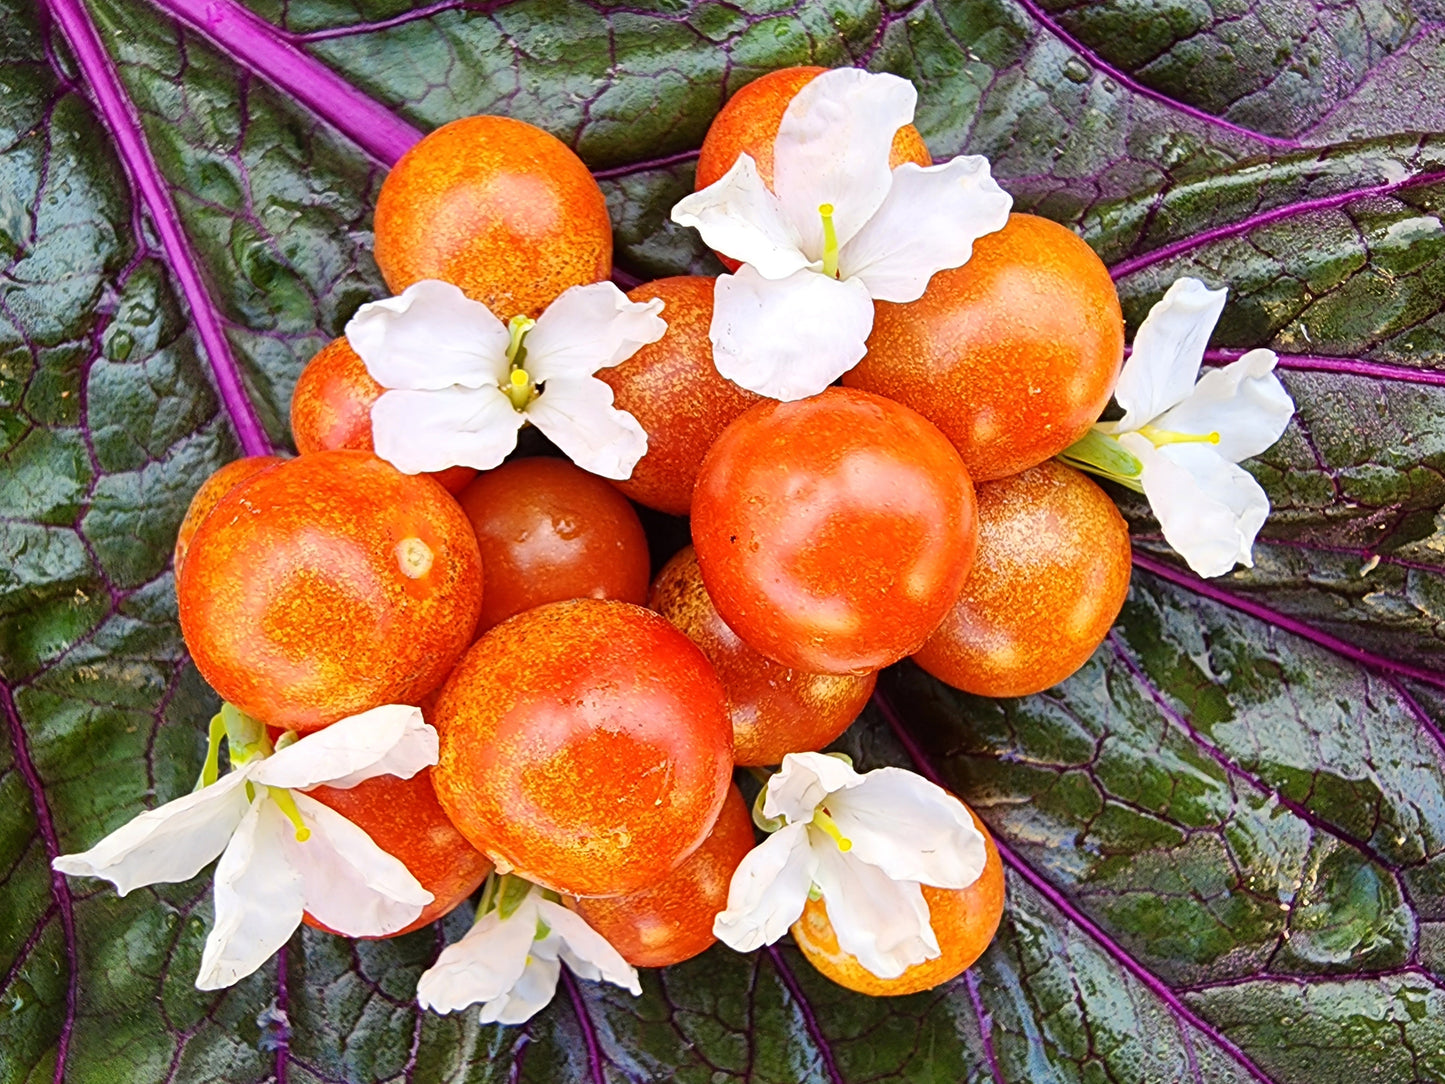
xmin=4 ymin=0 xmax=1445 ymax=1080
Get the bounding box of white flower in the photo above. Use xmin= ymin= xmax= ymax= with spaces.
xmin=713 ymin=752 xmax=987 ymax=980
xmin=671 ymin=67 xmax=1012 ymax=401
xmin=53 ymin=704 xmax=438 ymax=991
xmin=416 ymin=876 xmax=640 ymax=1023
xmin=1065 ymin=277 xmax=1296 ymax=579
xmin=345 ymin=279 xmax=666 ymax=480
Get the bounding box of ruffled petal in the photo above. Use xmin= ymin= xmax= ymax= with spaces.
xmin=346 ymin=280 xmax=511 ymax=391
xmin=773 ymin=68 xmax=917 ymax=256
xmin=525 ymin=283 xmax=667 ymax=382
xmin=1119 ymin=433 xmax=1270 ymax=578
xmin=524 ymin=376 xmax=649 ymax=481
xmin=1152 ymin=348 xmax=1295 ymax=463
xmin=536 ymin=899 xmax=642 ymax=995
xmin=195 ymin=798 xmax=305 ymax=990
xmin=670 ymin=154 xmax=812 ymax=278
xmin=52 ymin=770 xmax=251 ymax=896
xmin=810 ymin=845 xmax=939 ymax=980
xmin=710 ymin=265 xmax=874 ymax=401
xmin=761 ymin=751 xmax=862 ymax=825
xmin=287 ymin=792 xmax=431 ymax=937
xmin=479 ymin=955 xmax=562 ymax=1026
xmin=829 ymin=768 xmax=988 ymax=889
xmin=713 ymin=821 xmax=817 ymax=951
xmin=251 ymin=705 xmax=437 ymax=791
xmin=1110 ymin=278 xmax=1228 ymax=432
xmin=839 ymin=157 xmax=1012 ymax=303
xmin=416 ymin=898 xmax=541 ymax=1014
xmin=370 ymin=385 xmax=522 ymax=475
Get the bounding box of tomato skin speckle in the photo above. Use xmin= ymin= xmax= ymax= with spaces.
xmin=178 ymin=450 xmax=484 ymax=732
xmin=431 ymin=599 xmax=733 ymax=899
xmin=174 ymin=455 xmax=284 ymax=579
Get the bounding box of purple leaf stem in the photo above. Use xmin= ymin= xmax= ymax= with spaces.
xmin=1132 ymin=554 xmax=1445 ymax=691
xmin=43 ymin=0 xmax=273 ymax=458
xmin=1204 ymin=348 xmax=1445 ymax=386
xmin=560 ymin=968 xmax=607 ymax=1084
xmin=1007 ymin=0 xmax=1301 ymax=151
xmin=145 ymin=0 xmax=423 ymax=166
xmin=1110 ymin=171 xmax=1445 ymax=279
xmin=1 ymin=680 xmax=77 ymax=1084
xmin=871 ymin=687 xmax=1275 ymax=1084
xmin=764 ymin=946 xmax=844 ymax=1084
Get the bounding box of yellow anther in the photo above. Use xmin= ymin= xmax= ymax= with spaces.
xmin=819 ymin=203 xmax=840 ymax=278
xmin=268 ymin=787 xmax=312 ymax=843
xmin=1138 ymin=424 xmax=1221 ymax=448
xmin=810 ymin=809 xmax=852 ymax=852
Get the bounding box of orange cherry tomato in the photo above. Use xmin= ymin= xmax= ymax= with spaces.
xmin=178 ymin=450 xmax=484 ymax=731
xmin=913 ymin=462 xmax=1133 ymax=697
xmin=289 ymin=336 xmax=475 ymax=495
xmin=695 ymin=67 xmax=931 ymax=267
xmin=302 ymin=768 xmax=493 ymax=938
xmin=691 ymin=387 xmax=978 ymax=675
xmin=430 ymin=599 xmax=733 ymax=898
xmin=567 ymin=783 xmax=754 ymax=967
xmin=792 ymin=804 xmax=1005 ymax=996
xmin=846 ymin=213 xmax=1124 ymax=481
xmin=455 ymin=457 xmax=650 ymax=634
xmin=173 ymin=455 xmax=284 ymax=578
xmin=649 ymin=546 xmax=874 ymax=765
xmin=598 ymin=277 xmax=763 ymax=516
xmin=374 ymin=115 xmax=611 ymax=319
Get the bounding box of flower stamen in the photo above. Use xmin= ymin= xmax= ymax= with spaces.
xmin=810 ymin=808 xmax=852 ymax=852
xmin=1138 ymin=424 xmax=1221 ymax=448
xmin=267 ymin=787 xmax=311 ymax=843
xmin=819 ymin=203 xmax=840 ymax=279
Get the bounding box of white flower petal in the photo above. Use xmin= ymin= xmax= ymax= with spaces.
xmin=525 ymin=376 xmax=649 ymax=480
xmin=480 ymin=955 xmax=562 ymax=1026
xmin=762 ymin=751 xmax=862 ymax=825
xmin=416 ymin=898 xmax=541 ymax=1014
xmin=252 ymin=706 xmax=437 ymax=791
xmin=839 ymin=157 xmax=1012 ymax=302
xmin=287 ymin=792 xmax=431 ymax=937
xmin=370 ymin=385 xmax=523 ymax=475
xmin=1153 ymin=348 xmax=1295 ymax=463
xmin=1120 ymin=433 xmax=1270 ymax=578
xmin=346 ymin=280 xmax=511 ymax=391
xmin=670 ymin=154 xmax=813 ymax=279
xmin=829 ymin=768 xmax=988 ymax=889
xmin=773 ymin=68 xmax=917 ymax=255
xmin=710 ymin=265 xmax=874 ymax=401
xmin=811 ymin=845 xmax=938 ymax=980
xmin=712 ymin=821 xmax=817 ymax=952
xmin=1112 ymin=278 xmax=1229 ymax=432
xmin=525 ymin=283 xmax=667 ymax=382
xmin=195 ymin=798 xmax=305 ymax=991
xmin=536 ymin=899 xmax=642 ymax=995
xmin=52 ymin=771 xmax=251 ymax=896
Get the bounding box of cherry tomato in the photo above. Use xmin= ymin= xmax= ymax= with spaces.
xmin=178 ymin=450 xmax=484 ymax=731
xmin=289 ymin=336 xmax=474 ymax=494
xmin=846 ymin=213 xmax=1124 ymax=481
xmin=374 ymin=115 xmax=611 ymax=319
xmin=566 ymin=783 xmax=754 ymax=967
xmin=695 ymin=67 xmax=931 ymax=268
xmin=691 ymin=387 xmax=978 ymax=675
xmin=302 ymin=768 xmax=493 ymax=939
xmin=649 ymin=547 xmax=874 ymax=765
xmin=430 ymin=599 xmax=733 ymax=898
xmin=174 ymin=455 xmax=284 ymax=578
xmin=456 ymin=457 xmax=650 ymax=634
xmin=792 ymin=804 xmax=1004 ymax=996
xmin=598 ymin=277 xmax=763 ymax=516
xmin=913 ymin=462 xmax=1133 ymax=697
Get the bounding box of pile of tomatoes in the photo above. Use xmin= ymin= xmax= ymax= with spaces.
xmin=172 ymin=66 xmax=1135 ymax=996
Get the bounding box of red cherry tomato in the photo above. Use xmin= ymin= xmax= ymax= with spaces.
xmin=174 ymin=455 xmax=284 ymax=578
xmin=456 ymin=457 xmax=650 ymax=634
xmin=567 ymin=783 xmax=754 ymax=967
xmin=691 ymin=387 xmax=978 ymax=675
xmin=430 ymin=599 xmax=734 ymax=898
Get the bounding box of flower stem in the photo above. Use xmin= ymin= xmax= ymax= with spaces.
xmin=1058 ymin=428 xmax=1145 ymax=493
